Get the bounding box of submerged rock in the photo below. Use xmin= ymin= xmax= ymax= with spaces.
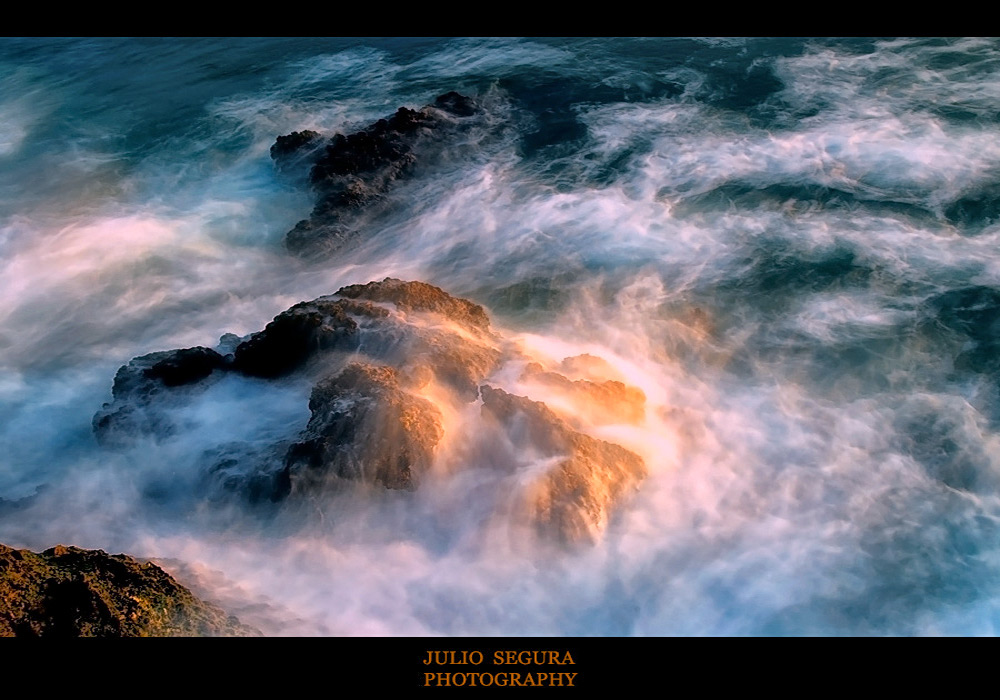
xmin=273 ymin=92 xmax=484 ymax=256
xmin=943 ymin=183 xmax=1000 ymax=230
xmin=0 ymin=543 xmax=258 ymax=637
xmin=480 ymin=385 xmax=647 ymax=545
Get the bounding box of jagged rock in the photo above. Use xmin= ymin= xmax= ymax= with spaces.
xmin=203 ymin=442 xmax=292 ymax=505
xmin=480 ymin=385 xmax=647 ymax=545
xmin=229 ymin=279 xmax=499 ymax=400
xmin=230 ymin=279 xmax=498 ymax=387
xmin=943 ymin=184 xmax=1000 ymax=229
xmin=431 ymin=91 xmax=477 ymax=117
xmin=520 ymin=361 xmax=646 ymax=425
xmin=94 ymin=279 xmax=495 ymax=498
xmin=274 ymin=92 xmax=483 ymax=256
xmin=280 ymin=363 xmax=443 ymax=495
xmin=93 ymin=346 xmax=228 ymax=446
xmin=109 ymin=346 xmax=227 ymax=398
xmin=270 ymin=129 xmax=324 ymax=175
xmin=334 ymin=278 xmax=499 ymax=399
xmin=0 ymin=543 xmax=259 ymax=637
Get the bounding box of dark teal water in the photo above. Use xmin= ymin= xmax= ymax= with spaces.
xmin=3 ymin=37 xmax=1000 ymax=635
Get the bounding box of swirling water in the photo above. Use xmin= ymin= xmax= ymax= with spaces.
xmin=3 ymin=37 xmax=1000 ymax=635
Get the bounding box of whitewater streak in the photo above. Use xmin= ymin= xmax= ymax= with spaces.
xmin=3 ymin=37 xmax=1000 ymax=635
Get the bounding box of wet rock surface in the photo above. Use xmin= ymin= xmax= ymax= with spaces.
xmin=337 ymin=278 xmax=491 ymax=332
xmin=281 ymin=363 xmax=444 ymax=495
xmin=480 ymin=385 xmax=647 ymax=545
xmin=520 ymin=361 xmax=646 ymax=425
xmin=0 ymin=543 xmax=259 ymax=637
xmin=270 ymin=129 xmax=324 ymax=175
xmin=94 ymin=278 xmax=648 ymax=545
xmin=274 ymin=92 xmax=483 ymax=256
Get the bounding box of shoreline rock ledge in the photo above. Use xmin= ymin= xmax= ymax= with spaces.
xmin=0 ymin=542 xmax=259 ymax=637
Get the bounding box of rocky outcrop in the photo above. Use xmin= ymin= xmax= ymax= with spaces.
xmin=273 ymin=92 xmax=483 ymax=256
xmin=230 ymin=278 xmax=502 ymax=402
xmin=93 ymin=278 xmax=649 ymax=545
xmin=96 ymin=279 xmax=499 ymax=489
xmin=480 ymin=386 xmax=647 ymax=545
xmin=281 ymin=363 xmax=444 ymax=495
xmin=0 ymin=543 xmax=258 ymax=637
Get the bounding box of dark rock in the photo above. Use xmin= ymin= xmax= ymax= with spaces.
xmin=231 ymin=279 xmax=498 ymax=396
xmin=96 ymin=279 xmax=494 ymax=449
xmin=203 ymin=442 xmax=291 ymax=505
xmin=93 ymin=346 xmax=228 ymax=446
xmin=232 ymin=298 xmax=386 ymax=378
xmin=308 ymin=110 xmax=429 ymax=184
xmin=943 ymin=184 xmax=1000 ymax=229
xmin=109 ymin=346 xmax=227 ymax=400
xmin=272 ymin=92 xmax=482 ymax=256
xmin=269 ymin=129 xmax=324 ymax=174
xmin=401 ymin=333 xmax=500 ymax=402
xmin=144 ymin=346 xmax=227 ymax=387
xmin=0 ymin=542 xmax=259 ymax=637
xmin=280 ymin=363 xmax=443 ymax=495
xmin=433 ymin=91 xmax=478 ymax=117
xmin=480 ymin=385 xmax=647 ymax=545
xmin=927 ymin=286 xmax=1000 ymax=341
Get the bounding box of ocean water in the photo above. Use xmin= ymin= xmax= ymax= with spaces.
xmin=3 ymin=36 xmax=1000 ymax=636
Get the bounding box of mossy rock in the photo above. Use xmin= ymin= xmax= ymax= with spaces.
xmin=0 ymin=543 xmax=259 ymax=637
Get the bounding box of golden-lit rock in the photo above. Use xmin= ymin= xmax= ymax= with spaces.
xmin=480 ymin=385 xmax=647 ymax=545
xmin=520 ymin=361 xmax=646 ymax=425
xmin=336 ymin=278 xmax=492 ymax=332
xmin=281 ymin=363 xmax=444 ymax=494
xmin=558 ymin=353 xmax=625 ymax=382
